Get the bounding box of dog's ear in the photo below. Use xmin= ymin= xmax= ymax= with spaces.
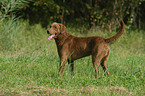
xmin=59 ymin=24 xmax=66 ymax=32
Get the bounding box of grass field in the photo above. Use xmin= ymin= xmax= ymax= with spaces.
xmin=0 ymin=19 xmax=145 ymax=95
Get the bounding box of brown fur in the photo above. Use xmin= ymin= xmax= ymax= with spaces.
xmin=47 ymin=20 xmax=125 ymax=78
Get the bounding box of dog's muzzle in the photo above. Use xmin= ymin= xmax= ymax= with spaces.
xmin=48 ymin=34 xmax=55 ymax=40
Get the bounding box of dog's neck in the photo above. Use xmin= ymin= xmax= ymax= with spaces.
xmin=54 ymin=31 xmax=72 ymax=46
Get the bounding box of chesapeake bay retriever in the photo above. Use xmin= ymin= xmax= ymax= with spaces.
xmin=47 ymin=20 xmax=125 ymax=78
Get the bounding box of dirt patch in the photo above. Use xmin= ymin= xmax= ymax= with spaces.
xmin=0 ymin=85 xmax=133 ymax=96
xmin=25 ymin=86 xmax=67 ymax=95
xmin=110 ymin=86 xmax=133 ymax=96
xmin=79 ymin=85 xmax=133 ymax=95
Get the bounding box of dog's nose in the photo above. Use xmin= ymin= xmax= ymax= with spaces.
xmin=47 ymin=30 xmax=49 ymax=34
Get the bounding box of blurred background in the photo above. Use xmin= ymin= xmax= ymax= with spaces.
xmin=1 ymin=0 xmax=145 ymax=29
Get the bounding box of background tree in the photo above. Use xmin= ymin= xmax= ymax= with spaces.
xmin=11 ymin=0 xmax=145 ymax=30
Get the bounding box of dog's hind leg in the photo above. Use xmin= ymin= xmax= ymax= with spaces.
xmin=92 ymin=53 xmax=104 ymax=78
xmin=101 ymin=51 xmax=110 ymax=75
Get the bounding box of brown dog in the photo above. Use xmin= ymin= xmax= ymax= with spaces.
xmin=47 ymin=20 xmax=125 ymax=78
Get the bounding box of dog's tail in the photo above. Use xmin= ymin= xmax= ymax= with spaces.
xmin=105 ymin=20 xmax=125 ymax=43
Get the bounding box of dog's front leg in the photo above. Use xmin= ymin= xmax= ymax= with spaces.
xmin=68 ymin=59 xmax=74 ymax=75
xmin=59 ymin=56 xmax=68 ymax=76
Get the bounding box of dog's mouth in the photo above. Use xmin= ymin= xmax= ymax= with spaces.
xmin=48 ymin=34 xmax=55 ymax=40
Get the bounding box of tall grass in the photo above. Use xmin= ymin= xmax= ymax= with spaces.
xmin=0 ymin=0 xmax=30 ymax=21
xmin=0 ymin=19 xmax=145 ymax=95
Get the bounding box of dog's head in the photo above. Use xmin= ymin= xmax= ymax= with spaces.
xmin=47 ymin=22 xmax=66 ymax=40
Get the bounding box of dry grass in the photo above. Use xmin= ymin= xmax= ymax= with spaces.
xmin=0 ymin=85 xmax=134 ymax=96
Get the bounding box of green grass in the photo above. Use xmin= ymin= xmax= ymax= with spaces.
xmin=0 ymin=19 xmax=145 ymax=95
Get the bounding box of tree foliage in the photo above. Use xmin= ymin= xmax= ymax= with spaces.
xmin=1 ymin=0 xmax=145 ymax=30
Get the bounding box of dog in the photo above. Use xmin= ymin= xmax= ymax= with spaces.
xmin=47 ymin=20 xmax=125 ymax=78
